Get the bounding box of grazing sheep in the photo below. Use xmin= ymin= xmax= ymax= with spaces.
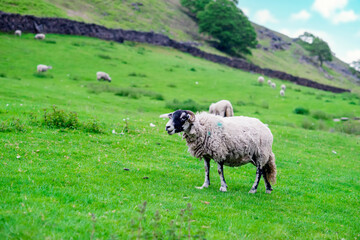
xmin=280 ymin=89 xmax=285 ymax=96
xmin=281 ymin=84 xmax=286 ymax=90
xmin=160 ymin=110 xmax=277 ymax=194
xmin=96 ymin=71 xmax=111 ymax=82
xmin=258 ymin=76 xmax=264 ymax=84
xmin=271 ymin=82 xmax=276 ymax=89
xmin=37 ymin=64 xmax=52 ymax=72
xmin=34 ymin=33 xmax=45 ymax=40
xmin=267 ymin=79 xmax=272 ymax=85
xmin=209 ymin=100 xmax=234 ymax=117
xmin=15 ymin=30 xmax=21 ymax=37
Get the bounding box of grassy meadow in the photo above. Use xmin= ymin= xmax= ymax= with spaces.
xmin=0 ymin=33 xmax=360 ymax=239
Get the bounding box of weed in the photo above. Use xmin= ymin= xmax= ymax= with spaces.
xmin=190 ymin=67 xmax=196 ymax=72
xmin=294 ymin=107 xmax=309 ymax=115
xmin=166 ymin=99 xmax=207 ymax=112
xmin=137 ymin=47 xmax=146 ymax=55
xmin=33 ymin=73 xmax=53 ymax=78
xmin=83 ymin=118 xmax=104 ymax=133
xmin=128 ymin=72 xmax=147 ymax=78
xmin=261 ymin=101 xmax=269 ymax=109
xmin=236 ymin=100 xmax=246 ymax=106
xmin=43 ymin=105 xmax=79 ymax=129
xmin=311 ymin=110 xmax=329 ymax=120
xmin=336 ymin=121 xmax=360 ymax=135
xmin=0 ymin=118 xmax=26 ymax=132
xmin=124 ymin=41 xmax=136 ymax=47
xmin=167 ymin=83 xmax=177 ymax=88
xmin=0 ymin=73 xmax=7 ymax=78
xmin=98 ymin=54 xmax=112 ymax=60
xmin=72 ymin=42 xmax=86 ymax=47
xmin=318 ymin=120 xmax=327 ymax=131
xmin=302 ymin=118 xmax=315 ymax=130
xmin=294 ymin=88 xmax=301 ymax=92
xmin=44 ymin=40 xmax=56 ymax=44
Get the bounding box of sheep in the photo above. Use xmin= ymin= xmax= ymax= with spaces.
xmin=37 ymin=64 xmax=52 ymax=72
xmin=209 ymin=100 xmax=234 ymax=117
xmin=271 ymin=82 xmax=276 ymax=89
xmin=258 ymin=76 xmax=264 ymax=84
xmin=160 ymin=110 xmax=277 ymax=194
xmin=15 ymin=30 xmax=21 ymax=37
xmin=96 ymin=71 xmax=111 ymax=82
xmin=280 ymin=89 xmax=285 ymax=96
xmin=267 ymin=79 xmax=272 ymax=85
xmin=281 ymin=84 xmax=286 ymax=90
xmin=34 ymin=33 xmax=45 ymax=40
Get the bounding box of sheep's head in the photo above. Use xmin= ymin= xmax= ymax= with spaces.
xmin=160 ymin=110 xmax=195 ymax=135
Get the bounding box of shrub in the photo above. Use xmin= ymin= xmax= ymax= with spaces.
xmin=0 ymin=118 xmax=26 ymax=132
xmin=43 ymin=105 xmax=79 ymax=129
xmin=0 ymin=73 xmax=7 ymax=78
xmin=166 ymin=99 xmax=207 ymax=112
xmin=311 ymin=110 xmax=329 ymax=120
xmin=190 ymin=67 xmax=196 ymax=72
xmin=83 ymin=118 xmax=104 ymax=133
xmin=294 ymin=107 xmax=309 ymax=115
xmin=336 ymin=121 xmax=360 ymax=135
xmin=302 ymin=118 xmax=315 ymax=130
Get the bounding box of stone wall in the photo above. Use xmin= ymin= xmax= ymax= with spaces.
xmin=0 ymin=11 xmax=350 ymax=93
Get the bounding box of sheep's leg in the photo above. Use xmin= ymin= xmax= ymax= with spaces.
xmin=195 ymin=157 xmax=210 ymax=189
xmin=249 ymin=166 xmax=262 ymax=194
xmin=262 ymin=170 xmax=273 ymax=194
xmin=217 ymin=162 xmax=227 ymax=192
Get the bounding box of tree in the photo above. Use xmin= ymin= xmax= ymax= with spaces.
xmin=309 ymin=37 xmax=332 ymax=66
xmin=196 ymin=0 xmax=257 ymax=56
xmin=180 ymin=0 xmax=238 ymax=15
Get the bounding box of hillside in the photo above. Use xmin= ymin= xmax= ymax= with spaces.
xmin=1 ymin=0 xmax=359 ymax=92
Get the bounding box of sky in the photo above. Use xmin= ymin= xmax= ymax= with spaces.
xmin=237 ymin=0 xmax=360 ymax=64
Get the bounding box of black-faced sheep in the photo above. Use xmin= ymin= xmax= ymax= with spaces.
xmin=209 ymin=100 xmax=234 ymax=117
xmin=160 ymin=110 xmax=277 ymax=194
xmin=96 ymin=71 xmax=111 ymax=82
xmin=34 ymin=33 xmax=45 ymax=40
xmin=37 ymin=64 xmax=52 ymax=72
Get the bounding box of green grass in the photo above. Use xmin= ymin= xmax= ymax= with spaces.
xmin=0 ymin=33 xmax=360 ymax=239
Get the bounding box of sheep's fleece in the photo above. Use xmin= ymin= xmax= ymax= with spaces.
xmin=161 ymin=110 xmax=276 ymax=193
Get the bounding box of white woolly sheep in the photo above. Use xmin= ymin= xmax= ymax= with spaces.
xmin=281 ymin=84 xmax=286 ymax=90
xmin=96 ymin=71 xmax=111 ymax=82
xmin=258 ymin=76 xmax=264 ymax=84
xmin=160 ymin=110 xmax=277 ymax=194
xmin=15 ymin=30 xmax=21 ymax=37
xmin=271 ymin=82 xmax=276 ymax=89
xmin=267 ymin=79 xmax=272 ymax=85
xmin=34 ymin=33 xmax=45 ymax=40
xmin=37 ymin=64 xmax=52 ymax=72
xmin=280 ymin=89 xmax=285 ymax=96
xmin=209 ymin=100 xmax=234 ymax=117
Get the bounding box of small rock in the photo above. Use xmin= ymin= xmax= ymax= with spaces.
xmin=123 ymin=168 xmax=130 ymax=171
xmin=340 ymin=117 xmax=349 ymax=121
xmin=333 ymin=118 xmax=340 ymax=122
xmin=143 ymin=176 xmax=149 ymax=179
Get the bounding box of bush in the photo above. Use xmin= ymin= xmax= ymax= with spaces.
xmin=311 ymin=110 xmax=329 ymax=120
xmin=43 ymin=105 xmax=79 ymax=129
xmin=294 ymin=107 xmax=309 ymax=115
xmin=83 ymin=118 xmax=104 ymax=133
xmin=302 ymin=118 xmax=315 ymax=130
xmin=0 ymin=118 xmax=26 ymax=132
xmin=165 ymin=99 xmax=207 ymax=112
xmin=0 ymin=73 xmax=7 ymax=78
xmin=336 ymin=121 xmax=360 ymax=135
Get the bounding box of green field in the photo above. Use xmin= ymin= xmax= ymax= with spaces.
xmin=0 ymin=33 xmax=360 ymax=239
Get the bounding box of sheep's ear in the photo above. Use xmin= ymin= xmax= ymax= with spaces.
xmin=159 ymin=113 xmax=172 ymax=119
xmin=185 ymin=110 xmax=195 ymax=122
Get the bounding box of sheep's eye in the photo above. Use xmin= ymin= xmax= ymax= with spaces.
xmin=168 ymin=114 xmax=173 ymax=119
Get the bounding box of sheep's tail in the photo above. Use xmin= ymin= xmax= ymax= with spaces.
xmin=264 ymin=152 xmax=277 ymax=184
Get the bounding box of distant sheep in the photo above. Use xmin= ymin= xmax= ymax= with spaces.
xmin=258 ymin=76 xmax=264 ymax=84
xmin=96 ymin=71 xmax=111 ymax=82
xmin=280 ymin=89 xmax=285 ymax=96
xmin=271 ymin=82 xmax=276 ymax=89
xmin=15 ymin=30 xmax=21 ymax=37
xmin=267 ymin=79 xmax=272 ymax=85
xmin=34 ymin=33 xmax=45 ymax=40
xmin=281 ymin=84 xmax=286 ymax=90
xmin=209 ymin=100 xmax=234 ymax=117
xmin=37 ymin=64 xmax=52 ymax=72
xmin=160 ymin=110 xmax=277 ymax=194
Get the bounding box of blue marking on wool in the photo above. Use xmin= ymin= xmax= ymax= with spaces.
xmin=217 ymin=122 xmax=223 ymax=127
xmin=207 ymin=131 xmax=211 ymax=136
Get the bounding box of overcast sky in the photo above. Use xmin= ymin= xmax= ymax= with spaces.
xmin=237 ymin=0 xmax=360 ymax=64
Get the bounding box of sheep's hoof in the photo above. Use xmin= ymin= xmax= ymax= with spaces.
xmin=265 ymin=189 xmax=272 ymax=194
xmin=219 ymin=186 xmax=227 ymax=192
xmin=195 ymin=184 xmax=209 ymax=189
xmin=248 ymin=189 xmax=257 ymax=194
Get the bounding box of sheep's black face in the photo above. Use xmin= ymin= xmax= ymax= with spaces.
xmin=164 ymin=110 xmax=191 ymax=135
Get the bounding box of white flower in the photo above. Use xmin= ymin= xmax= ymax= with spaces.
xmin=195 ymin=81 xmax=199 ymax=85
xmin=150 ymin=123 xmax=155 ymax=127
xmin=20 ymin=104 xmax=23 ymax=106
xmin=6 ymin=104 xmax=9 ymax=107
xmin=123 ymin=119 xmax=126 ymax=121
xmin=16 ymin=155 xmax=21 ymax=159
xmin=332 ymin=150 xmax=337 ymax=154
xmin=112 ymin=129 xmax=116 ymax=134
